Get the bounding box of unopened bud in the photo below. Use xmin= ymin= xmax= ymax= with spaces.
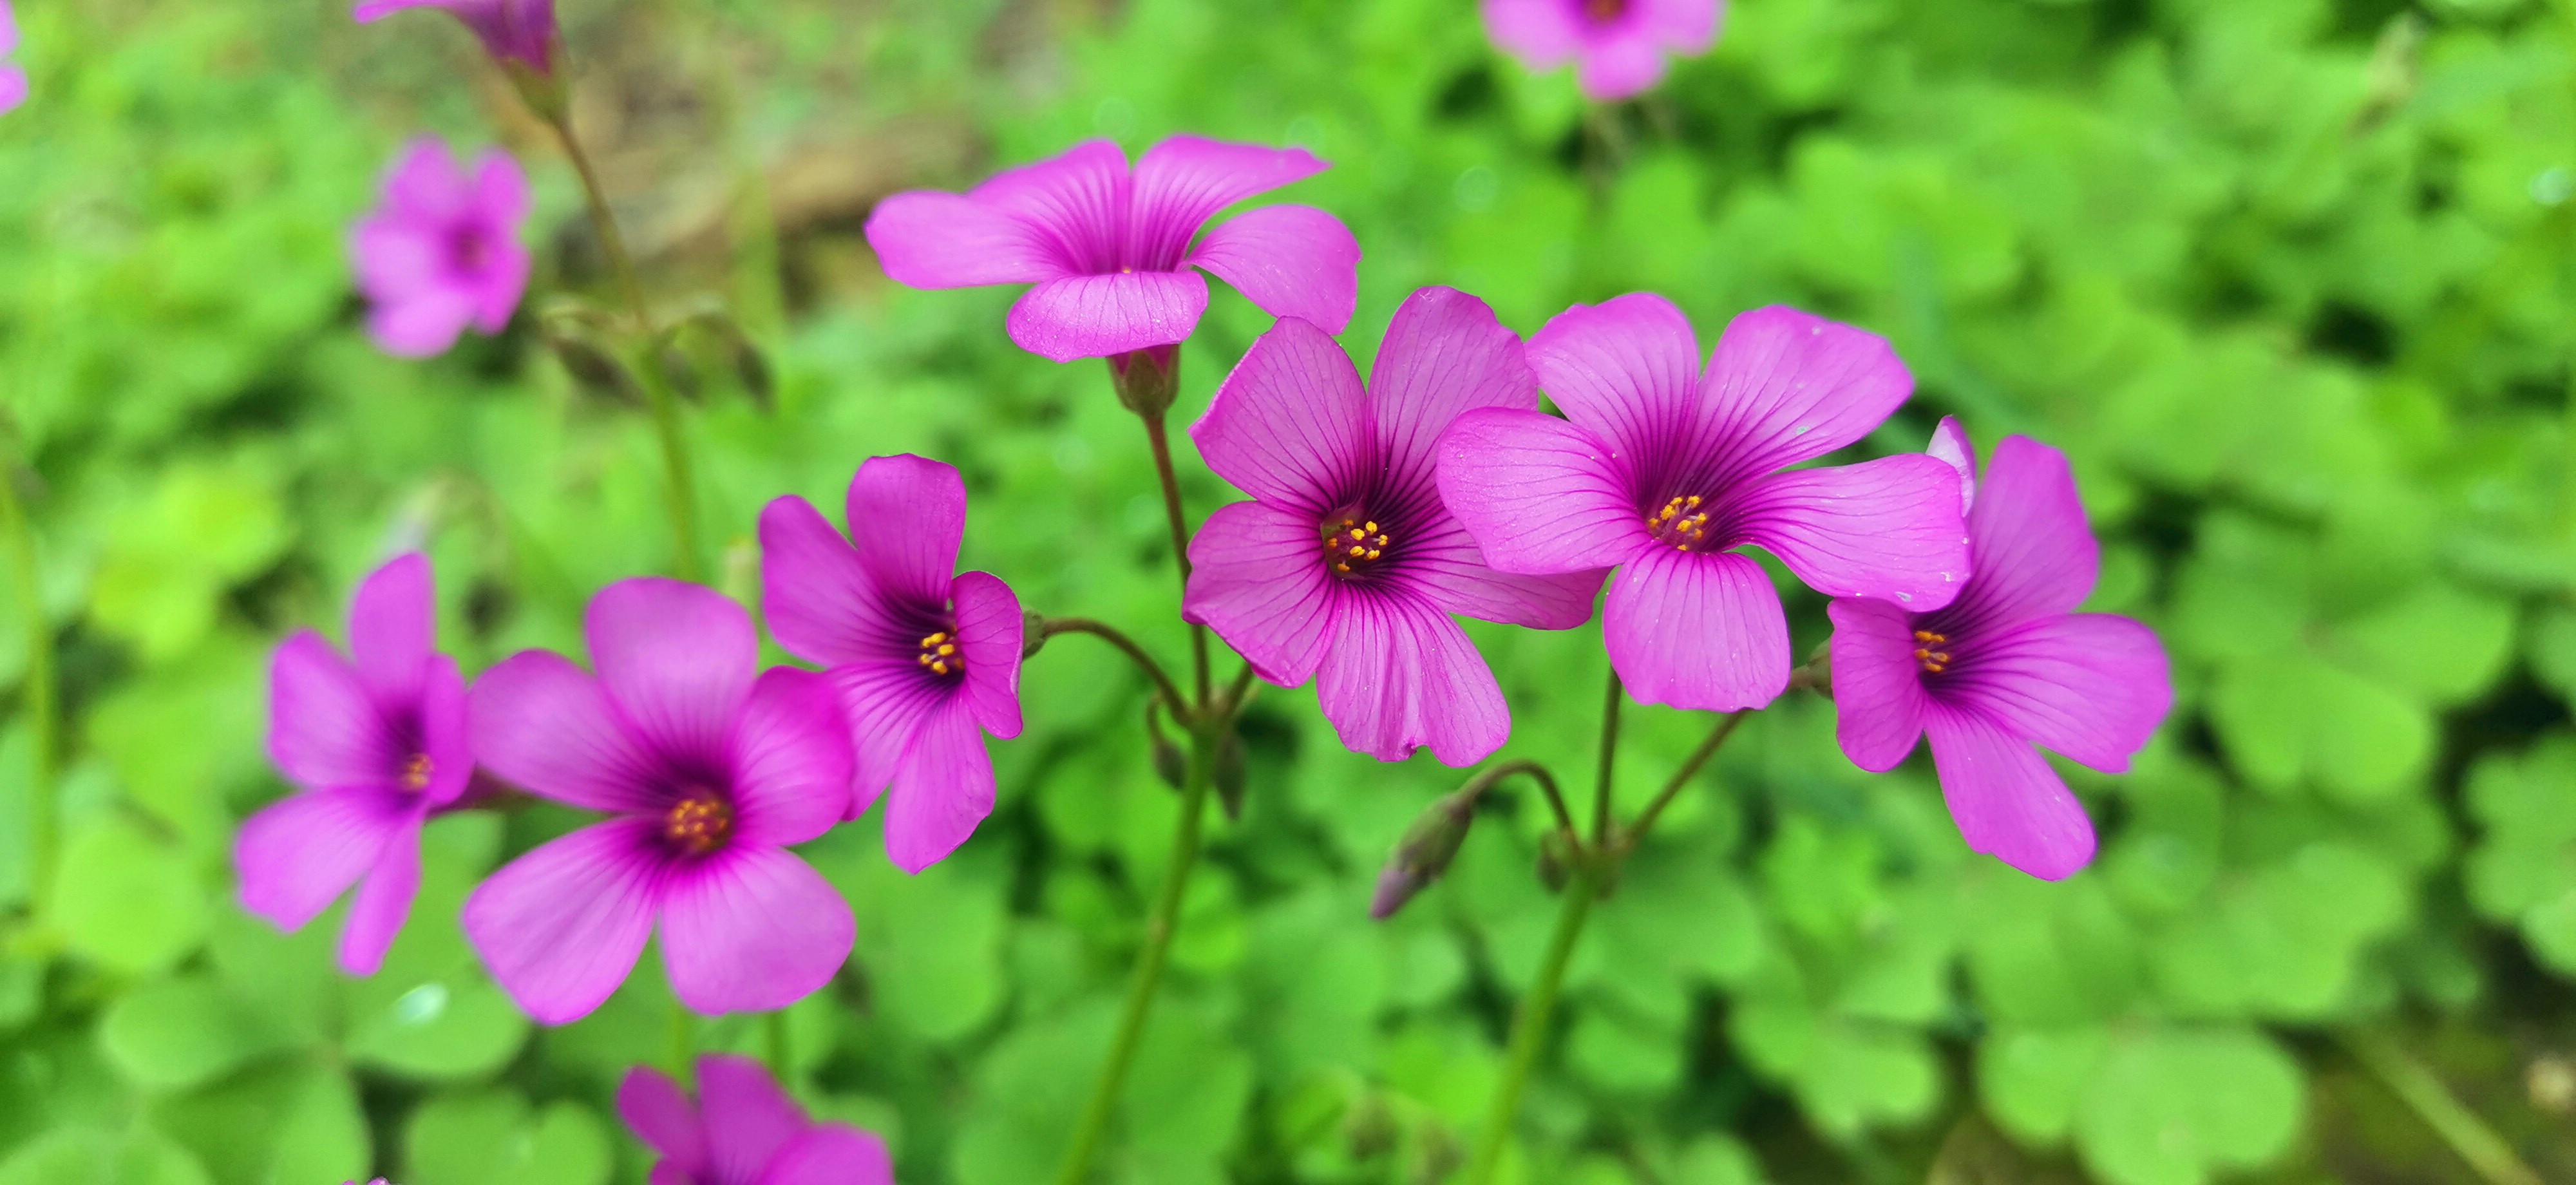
xmin=1021 ymin=612 xmax=1050 ymax=659
xmin=1369 ymin=791 xmax=1476 ymax=920
xmin=1109 ymin=345 xmax=1180 ymax=417
xmin=1214 ymin=728 xmax=1249 ymax=820
xmin=1151 ymin=734 xmax=1188 ymax=791
xmin=1537 ymin=828 xmax=1579 ymax=893
xmin=1788 ymin=640 xmax=1833 ymax=698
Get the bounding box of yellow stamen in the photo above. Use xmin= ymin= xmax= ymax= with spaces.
xmin=401 ymin=753 xmax=433 ymax=793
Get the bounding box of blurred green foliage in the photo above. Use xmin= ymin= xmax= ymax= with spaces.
xmin=5 ymin=0 xmax=2576 ymax=1182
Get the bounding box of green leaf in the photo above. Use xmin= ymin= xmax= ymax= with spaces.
xmin=0 ymin=1127 xmax=213 ymax=1185
xmin=263 ymin=1067 xmax=370 ymax=1185
xmin=1977 ymin=1025 xmax=2110 ymax=1145
xmin=2329 ymin=582 xmax=2513 ymax=705
xmin=99 ymin=976 xmax=285 ymax=1092
xmin=2073 ymin=1029 xmax=2303 ymax=1185
xmin=53 ymin=817 xmax=209 ymax=976
xmin=402 ymin=1091 xmax=608 ymax=1185
xmin=345 ymin=976 xmax=531 ymax=1081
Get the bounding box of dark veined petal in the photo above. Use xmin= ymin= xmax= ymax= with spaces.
xmin=585 ymin=578 xmax=759 ymax=764
xmin=1190 ymin=315 xmax=1368 ymax=511
xmin=880 ymin=698 xmax=996 ymax=874
xmin=1728 ymin=453 xmax=1971 ymax=610
xmin=1944 ymin=612 xmax=2170 ymax=773
xmin=1005 ymin=269 xmax=1210 ymax=363
xmin=1131 ymin=135 xmax=1329 ymax=266
xmin=694 ymin=1055 xmax=811 ymax=1185
xmin=1700 ymin=305 xmax=1913 ymax=484
xmin=1435 ymin=408 xmax=1645 ymax=576
xmin=1604 ymin=547 xmax=1790 ymax=712
xmin=726 ymin=667 xmax=856 ymax=849
xmin=1314 ymin=593 xmax=1511 ymax=766
xmin=1826 ymin=596 xmax=1931 ymax=772
xmin=462 ymin=818 xmax=663 ymax=1026
xmin=1183 ymin=500 xmax=1343 ymax=687
xmin=660 ymin=849 xmax=855 ymax=1016
xmin=1186 ymin=204 xmax=1358 ymax=335
xmin=1923 ymin=703 xmax=2097 ymax=881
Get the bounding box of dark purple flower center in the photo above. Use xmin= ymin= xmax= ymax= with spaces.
xmin=662 ymin=790 xmax=735 ymax=856
xmin=448 ymin=224 xmax=495 ymax=276
xmin=916 ymin=629 xmax=965 ymax=679
xmin=1913 ymin=629 xmax=1954 ymax=676
xmin=1583 ymin=0 xmax=1631 ymax=23
xmin=401 ymin=753 xmax=434 ymax=793
xmin=1645 ymin=495 xmax=1717 ymax=551
xmin=1321 ymin=514 xmax=1396 ymax=581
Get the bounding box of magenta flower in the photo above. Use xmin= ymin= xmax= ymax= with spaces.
xmin=618 ymin=1055 xmax=894 ymax=1185
xmin=238 ymin=554 xmax=468 ymax=977
xmin=461 ymin=579 xmax=856 ymax=1025
xmin=760 ymin=455 xmax=1025 ymax=873
xmin=351 ymin=0 xmax=557 ymax=75
xmin=350 ymin=137 xmax=532 ymax=359
xmin=1437 ymin=294 xmax=1971 ymax=712
xmin=1828 ymin=419 xmax=2172 ymax=880
xmin=864 ymin=137 xmax=1359 ymax=364
xmin=0 ymin=2 xmax=26 ymax=115
xmin=1481 ymin=0 xmax=1719 ymax=101
xmin=1184 ymin=287 xmax=1599 ymax=764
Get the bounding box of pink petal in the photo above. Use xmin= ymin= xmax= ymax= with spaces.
xmin=1926 ymin=415 xmax=1977 ymax=513
xmin=1922 ymin=704 xmax=2097 ymax=881
xmin=1006 ymin=269 xmax=1211 ymax=363
xmin=270 ymin=632 xmax=394 ymax=790
xmin=0 ymin=5 xmax=19 ymax=59
xmin=661 ymin=848 xmax=855 ymax=1015
xmin=1944 ymin=435 xmax=2098 ymax=633
xmin=349 ymin=219 xmax=444 ymax=302
xmin=1944 ymin=613 xmax=2170 ymax=773
xmin=968 ymin=138 xmax=1130 ymax=275
xmin=696 ymin=1054 xmax=812 ymax=1183
xmin=951 ymin=570 xmax=1025 ymax=739
xmin=1397 ymin=516 xmax=1600 ymax=629
xmin=759 ymin=1127 xmax=896 ymax=1185
xmin=1132 ymin=135 xmax=1328 ymax=267
xmin=1481 ymin=0 xmax=1584 ymax=66
xmin=234 ymin=786 xmax=405 ymax=933
xmin=1701 ymin=305 xmax=1913 ymax=478
xmin=348 ymin=553 xmax=434 ymax=705
xmin=462 ymin=819 xmax=663 ymax=1026
xmin=336 ymin=815 xmax=423 ymax=976
xmin=468 ymin=235 xmax=530 ymax=334
xmin=379 ymin=137 xmax=470 ymax=223
xmin=1186 ymin=204 xmax=1359 ymax=335
xmin=468 ymin=650 xmax=661 ymax=812
xmin=726 ymin=668 xmax=855 ymax=849
xmin=1825 ymin=596 xmax=1929 ymax=772
xmin=0 ymin=67 xmax=24 ymax=115
xmin=473 ymin=149 xmax=532 ymax=223
xmin=616 ymin=1067 xmax=710 ymax=1179
xmin=1190 ymin=315 xmax=1368 ymax=511
xmin=366 ymin=290 xmax=477 ymax=358
xmin=882 ymin=699 xmax=995 ymax=873
xmin=587 ymin=578 xmax=759 ymax=762
xmin=1182 ymin=500 xmax=1341 ymax=687
xmin=1367 ymin=286 xmax=1537 ymax=476
xmin=829 ymin=660 xmax=947 ymax=820
xmin=1524 ymin=293 xmax=1704 ymax=467
xmin=1639 ymin=0 xmax=1723 ymax=48
xmin=417 ymin=656 xmax=475 ymax=808
xmin=1435 ymin=407 xmax=1647 ymax=576
xmin=864 ymin=190 xmax=1065 ymax=288
xmin=844 ymin=455 xmax=965 ymax=608
xmin=1730 ymin=454 xmax=1971 ymax=609
xmin=1575 ymin=32 xmax=1671 ymax=100
xmin=1316 ymin=595 xmax=1511 ymax=766
xmin=1604 ymin=548 xmax=1788 ymax=712
xmin=759 ymin=495 xmax=892 ymax=669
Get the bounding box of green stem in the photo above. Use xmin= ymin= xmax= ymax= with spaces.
xmin=2343 ymin=1030 xmax=2544 ymax=1185
xmin=0 ymin=422 xmax=53 ymax=920
xmin=549 ymin=115 xmax=704 ymax=582
xmin=1461 ymin=860 xmax=1600 ymax=1185
xmin=764 ymin=1009 xmax=791 ymax=1081
xmin=1622 ymin=712 xmax=1747 ymax=853
xmin=667 ymin=999 xmax=695 ymax=1083
xmin=1140 ymin=412 xmax=1211 ymax=705
xmin=1589 ymin=668 xmax=1622 ymax=845
xmin=1039 ymin=618 xmax=1189 ymax=722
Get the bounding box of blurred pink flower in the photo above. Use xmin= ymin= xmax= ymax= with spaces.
xmin=350 ymin=137 xmax=531 ymax=359
xmin=238 ymin=554 xmax=468 ymax=978
xmin=1481 ymin=0 xmax=1720 ymax=100
xmin=619 ymin=1056 xmax=894 ymax=1185
xmin=864 ymin=137 xmax=1358 ymax=363
xmin=462 ymin=579 xmax=856 ymax=1025
xmin=1828 ymin=419 xmax=2172 ymax=881
xmin=0 ymin=1 xmax=26 ymax=114
xmin=352 ymin=0 xmax=557 ymax=75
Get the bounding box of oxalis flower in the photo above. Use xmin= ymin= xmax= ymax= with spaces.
xmin=1828 ymin=419 xmax=2172 ymax=880
xmin=462 ymin=579 xmax=856 ymax=1024
xmin=350 ymin=137 xmax=532 ymax=359
xmin=351 ymin=0 xmax=558 ymax=75
xmin=1481 ymin=0 xmax=1719 ymax=102
xmin=760 ymin=455 xmax=1025 ymax=873
xmin=619 ymin=1055 xmax=894 ymax=1185
xmin=1 ymin=2 xmax=26 ymax=115
xmin=1438 ymin=294 xmax=1971 ymax=712
xmin=864 ymin=136 xmax=1359 ymax=365
xmin=1186 ymin=287 xmax=1598 ymax=764
xmin=238 ymin=554 xmax=468 ymax=977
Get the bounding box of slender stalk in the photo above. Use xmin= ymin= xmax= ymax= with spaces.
xmin=764 ymin=1010 xmax=791 ymax=1080
xmin=1462 ymin=860 xmax=1600 ymax=1185
xmin=1039 ymin=618 xmax=1189 ymax=722
xmin=1222 ymin=660 xmax=1258 ymax=718
xmin=548 ymin=115 xmax=704 ymax=582
xmin=0 ymin=424 xmax=53 ymax=919
xmin=1623 ymin=712 xmax=1748 ymax=851
xmin=1589 ymin=668 xmax=1623 ymax=845
xmin=2343 ymin=1030 xmax=2544 ymax=1185
xmin=1140 ymin=412 xmax=1211 ymax=705
xmin=667 ymin=1000 xmax=694 ymax=1082
xmin=1460 ymin=759 xmax=1576 ymax=841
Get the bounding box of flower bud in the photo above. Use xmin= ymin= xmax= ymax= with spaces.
xmin=1020 ymin=612 xmax=1050 ymax=659
xmin=1368 ymin=791 xmax=1476 ymax=920
xmin=1788 ymin=640 xmax=1833 ymax=698
xmin=1108 ymin=344 xmax=1180 ymax=417
xmin=1151 ymin=734 xmax=1188 ymax=791
xmin=1536 ymin=827 xmax=1578 ymax=893
xmin=1213 ymin=728 xmax=1249 ymax=820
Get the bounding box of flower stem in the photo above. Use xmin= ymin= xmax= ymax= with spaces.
xmin=667 ymin=999 xmax=694 ymax=1083
xmin=0 ymin=419 xmax=53 ymax=921
xmin=548 ymin=114 xmax=704 ymax=582
xmin=1461 ymin=858 xmax=1600 ymax=1185
xmin=2343 ymin=1029 xmax=2544 ymax=1185
xmin=1622 ymin=711 xmax=1747 ymax=852
xmin=1038 ymin=617 xmax=1189 ymax=721
xmin=1139 ymin=411 xmax=1211 ymax=705
xmin=1590 ymin=667 xmax=1623 ymax=845
xmin=764 ymin=1009 xmax=791 ymax=1081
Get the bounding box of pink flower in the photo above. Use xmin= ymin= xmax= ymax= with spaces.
xmin=0 ymin=2 xmax=27 ymax=114
xmin=238 ymin=554 xmax=468 ymax=977
xmin=1437 ymin=294 xmax=1971 ymax=712
xmin=1828 ymin=419 xmax=2172 ymax=880
xmin=618 ymin=1056 xmax=894 ymax=1185
xmin=759 ymin=456 xmax=1025 ymax=874
xmin=350 ymin=137 xmax=532 ymax=359
xmin=1481 ymin=0 xmax=1719 ymax=101
xmin=461 ymin=580 xmax=856 ymax=1025
xmin=863 ymin=137 xmax=1359 ymax=363
xmin=1185 ymin=288 xmax=1598 ymax=764
xmin=351 ymin=0 xmax=557 ymax=75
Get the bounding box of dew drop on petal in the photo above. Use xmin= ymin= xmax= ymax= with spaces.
xmin=1897 ymin=592 xmax=1914 ymax=603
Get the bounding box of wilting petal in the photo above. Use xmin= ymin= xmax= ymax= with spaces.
xmin=1825 ymin=597 xmax=1929 ymax=772
xmin=1525 ymin=292 xmax=1704 ymax=469
xmin=882 ymin=699 xmax=995 ymax=873
xmin=1575 ymin=31 xmax=1671 ymax=100
xmin=1367 ymin=286 xmax=1537 ymax=480
xmin=1183 ymin=500 xmax=1341 ymax=687
xmin=337 ymin=815 xmax=424 ymax=977
xmin=1186 ymin=205 xmax=1359 ymax=335
xmin=1191 ymin=316 xmax=1368 ymax=510
xmin=727 ymin=668 xmax=856 ymax=849
xmin=1604 ymin=548 xmax=1789 ymax=712
xmin=1926 ymin=415 xmax=1978 ymax=513
xmin=348 ymin=553 xmax=433 ymax=705
xmin=462 ymin=819 xmax=662 ymax=1025
xmin=1007 ymin=269 xmax=1210 ymax=363
xmin=616 ymin=1068 xmax=711 ymax=1179
xmin=1730 ymin=455 xmax=1970 ymax=610
xmin=234 ymin=786 xmax=404 ymax=933
xmin=1480 ymin=0 xmax=1584 ymax=65
xmin=270 ymin=632 xmax=395 ymax=791
xmin=845 ymin=455 xmax=965 ymax=609
xmin=969 ymin=138 xmax=1130 ymax=274
xmin=661 ymin=848 xmax=855 ymax=1015
xmin=1435 ymin=408 xmax=1645 ymax=575
xmin=1943 ymin=435 xmax=2098 ymax=633
xmin=469 ymin=650 xmax=661 ymax=812
xmin=1316 ymin=594 xmax=1511 ymax=766
xmin=1398 ymin=516 xmax=1600 ymax=630
xmin=1701 ymin=305 xmax=1913 ymax=479
xmin=864 ymin=191 xmax=1064 ymax=288
xmin=587 ymin=578 xmax=758 ymax=761
xmin=759 ymin=495 xmax=894 ymax=668
xmin=761 ymin=1128 xmax=896 ymax=1185
xmin=694 ymin=1055 xmax=811 ymax=1185
xmin=830 ymin=661 xmax=947 ymax=820
xmin=1945 ymin=613 xmax=2170 ymax=773
xmin=1132 ymin=136 xmax=1328 ymax=265
xmin=1923 ymin=704 xmax=2096 ymax=881
xmin=951 ymin=571 xmax=1025 ymax=739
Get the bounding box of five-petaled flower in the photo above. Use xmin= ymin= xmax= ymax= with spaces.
xmin=352 ymin=0 xmax=558 ymax=75
xmin=761 ymin=455 xmax=1026 ymax=873
xmin=864 ymin=136 xmax=1360 ymax=364
xmin=619 ymin=1055 xmax=895 ymax=1185
xmin=238 ymin=554 xmax=469 ymax=977
xmin=0 ymin=1 xmax=26 ymax=115
xmin=1480 ymin=0 xmax=1720 ymax=102
xmin=462 ymin=579 xmax=857 ymax=1025
xmin=1186 ymin=287 xmax=1598 ymax=764
xmin=350 ymin=137 xmax=533 ymax=359
xmin=1438 ymin=294 xmax=1971 ymax=712
xmin=1828 ymin=419 xmax=2172 ymax=880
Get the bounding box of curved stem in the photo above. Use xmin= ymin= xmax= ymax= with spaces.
xmin=1139 ymin=411 xmax=1211 ymax=706
xmin=1460 ymin=759 xmax=1576 ymax=842
xmin=549 ymin=115 xmax=704 ymax=582
xmin=1589 ymin=667 xmax=1623 ymax=846
xmin=0 ymin=421 xmax=53 ymax=920
xmin=1623 ymin=712 xmax=1748 ymax=852
xmin=2343 ymin=1029 xmax=2544 ymax=1185
xmin=1222 ymin=659 xmax=1258 ymax=719
xmin=1039 ymin=617 xmax=1189 ymax=722
xmin=1462 ymin=859 xmax=1600 ymax=1185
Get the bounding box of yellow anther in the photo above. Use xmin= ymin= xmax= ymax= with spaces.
xmin=938 ymin=644 xmax=956 ymax=656
xmin=1350 ymin=545 xmax=1367 ymax=556
xmin=921 ymin=632 xmax=947 ymax=646
xmin=1365 ymin=549 xmax=1381 ymax=560
xmin=1364 ymin=521 xmax=1379 ymax=533
xmin=1913 ymin=630 xmax=1947 ymax=644
xmin=401 ymin=753 xmax=433 ymax=793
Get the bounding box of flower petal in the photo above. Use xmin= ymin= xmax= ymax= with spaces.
xmin=829 ymin=660 xmax=947 ymax=820
xmin=366 ymin=290 xmax=477 ymax=358
xmin=462 ymin=819 xmax=662 ymax=1025
xmin=1525 ymin=292 xmax=1705 ymax=472
xmin=1640 ymin=0 xmax=1723 ymax=47
xmin=727 ymin=668 xmax=856 ymax=849
xmin=1006 ymin=270 xmax=1211 ymax=363
xmin=1927 ymin=415 xmax=1977 ymax=513
xmin=1186 ymin=205 xmax=1359 ymax=334
xmin=864 ymin=190 xmax=1065 ymax=288
xmin=418 ymin=655 xmax=474 ymax=808
xmin=1183 ymin=500 xmax=1341 ymax=687
xmin=844 ymin=455 xmax=965 ymax=609
xmin=234 ymin=786 xmax=404 ymax=933
xmin=882 ymin=699 xmax=995 ymax=873
xmin=696 ymin=1054 xmax=811 ymax=1184
xmin=759 ymin=1127 xmax=896 ymax=1185
xmin=1923 ymin=704 xmax=2097 ymax=881
xmin=1190 ymin=315 xmax=1367 ymax=511
xmin=377 ymin=136 xmax=469 ymax=222
xmin=468 ymin=232 xmax=530 ymax=334
xmin=348 ymin=553 xmax=434 ymax=705
xmin=1604 ymin=548 xmax=1789 ymax=712
xmin=1701 ymin=305 xmax=1913 ymax=479
xmin=1368 ymin=285 xmax=1537 ymax=481
xmin=1397 ymin=516 xmax=1600 ymax=630
xmin=951 ymin=571 xmax=1025 ymax=739
xmin=968 ymin=138 xmax=1131 ymax=275
xmin=759 ymin=494 xmax=898 ymax=668
xmin=1730 ymin=454 xmax=1971 ymax=609
xmin=468 ymin=650 xmax=661 ymax=812
xmin=0 ymin=66 xmax=27 ymax=116
xmin=270 ymin=632 xmax=395 ymax=791
xmin=1435 ymin=407 xmax=1646 ymax=575
xmin=616 ymin=1067 xmax=711 ymax=1179
xmin=336 ymin=815 xmax=423 ymax=977
xmin=1575 ymin=31 xmax=1671 ymax=101
xmin=587 ymin=578 xmax=758 ymax=763
xmin=1826 ymin=596 xmax=1929 ymax=772
xmin=1316 ymin=594 xmax=1511 ymax=766
xmin=1480 ymin=0 xmax=1584 ymax=66
xmin=661 ymin=849 xmax=855 ymax=1015
xmin=350 ymin=220 xmax=444 ymax=301
xmin=1133 ymin=136 xmax=1328 ymax=267
xmin=1942 ymin=435 xmax=2098 ymax=633
xmin=1944 ymin=613 xmax=2170 ymax=773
